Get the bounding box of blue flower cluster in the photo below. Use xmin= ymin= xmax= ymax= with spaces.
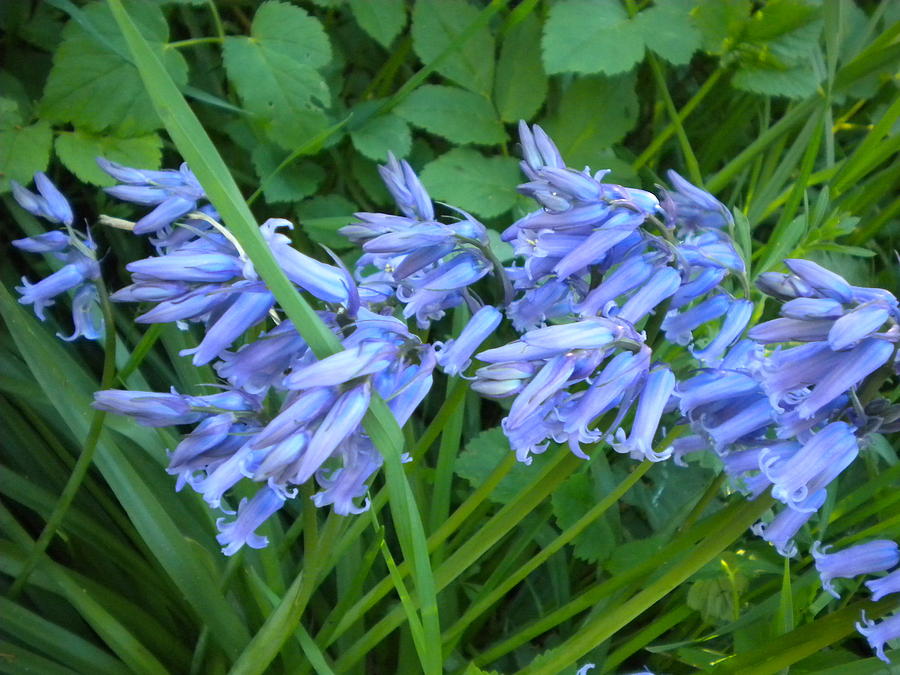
xmin=9 ymin=123 xmax=899 ymax=661
xmin=11 ymin=174 xmax=104 ymax=341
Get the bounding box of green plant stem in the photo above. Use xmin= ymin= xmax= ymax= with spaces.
xmin=167 ymin=36 xmax=224 ymax=49
xmin=646 ymin=53 xmax=703 ymax=185
xmin=632 ymin=68 xmax=724 ymax=173
xmin=7 ymin=281 xmax=118 ymax=599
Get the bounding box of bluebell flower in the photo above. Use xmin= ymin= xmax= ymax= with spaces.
xmin=764 ymin=422 xmax=859 ymax=509
xmin=378 ymin=153 xmax=434 ymax=221
xmin=751 ymin=489 xmax=825 ymax=557
xmin=216 ymin=486 xmax=285 ymax=556
xmin=15 ymin=255 xmax=100 ymax=321
xmin=857 ymin=611 xmax=900 ymax=663
xmin=435 ymin=306 xmax=503 ymax=377
xmin=612 ymin=366 xmax=675 ymax=462
xmin=866 ymin=568 xmax=900 ymax=602
xmin=12 ymin=230 xmax=71 ymax=253
xmin=11 ymin=173 xmax=104 ymax=340
xmin=813 ymin=539 xmax=900 ymax=599
xmin=662 ymin=170 xmax=732 ymax=232
xmin=259 ymin=219 xmax=350 ymax=304
xmin=93 ymin=388 xmax=259 ymax=427
xmin=662 ymin=294 xmax=731 ymax=346
xmin=180 ymin=283 xmax=275 ymax=366
xmin=691 ymin=299 xmax=753 ymax=365
xmin=98 ymin=158 xmax=206 ymax=235
xmin=58 ymin=285 xmax=104 ymax=342
xmin=215 ymin=320 xmax=310 ymax=395
xmin=11 ymin=173 xmax=74 ymax=225
xmin=784 ymin=259 xmax=853 ymax=303
xmin=311 ymin=436 xmax=381 ymax=515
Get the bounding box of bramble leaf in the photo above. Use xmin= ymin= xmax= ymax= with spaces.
xmin=543 ymin=73 xmax=639 ymax=168
xmin=223 ymin=1 xmax=332 ymax=149
xmin=396 ymin=85 xmax=505 ymax=146
xmin=542 ymin=0 xmax=644 ymax=75
xmin=40 ymin=1 xmax=188 ymax=135
xmin=634 ymin=0 xmax=702 ymax=66
xmin=455 ymin=428 xmax=553 ymax=504
xmin=493 ymin=14 xmax=548 ymax=122
xmin=55 ymin=129 xmax=162 ymax=186
xmin=551 ymin=472 xmax=615 ymax=563
xmin=0 ymin=99 xmax=52 ymax=193
xmin=351 ymin=113 xmax=411 ymax=161
xmin=411 ymin=0 xmax=495 ymax=95
xmin=252 ymin=144 xmax=324 ymax=204
xmin=350 ymin=0 xmax=406 ymax=48
xmin=420 ymin=148 xmax=520 ymax=219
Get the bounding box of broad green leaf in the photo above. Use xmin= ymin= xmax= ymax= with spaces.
xmin=396 ymin=85 xmax=505 ymax=146
xmin=0 ymin=99 xmax=52 ymax=193
xmin=420 ymin=148 xmax=520 ymax=219
xmin=350 ymin=0 xmax=406 ymax=48
xmin=222 ymin=1 xmax=332 ymax=149
xmin=732 ymin=62 xmax=821 ymax=99
xmin=543 ymin=73 xmax=639 ymax=169
xmin=693 ymin=0 xmax=752 ymax=54
xmin=687 ymin=569 xmax=748 ymax=624
xmin=551 ymin=473 xmax=615 ymax=563
xmin=454 ymin=428 xmax=554 ymax=504
xmin=40 ymin=1 xmax=187 ymax=135
xmin=251 ymin=143 xmax=324 ymax=204
xmin=634 ymin=0 xmax=702 ymax=66
xmin=732 ymin=0 xmax=824 ymax=99
xmin=54 ymin=129 xmax=162 ymax=186
xmin=411 ymin=0 xmax=495 ymax=95
xmin=542 ymin=0 xmax=644 ymax=75
xmin=350 ymin=112 xmax=411 ymax=161
xmin=493 ymin=14 xmax=548 ymax=122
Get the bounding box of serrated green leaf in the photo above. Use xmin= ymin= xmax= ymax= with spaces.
xmin=396 ymin=85 xmax=505 ymax=146
xmin=551 ymin=473 xmax=615 ymax=563
xmin=687 ymin=567 xmax=748 ymax=624
xmin=54 ymin=129 xmax=162 ymax=186
xmin=543 ymin=73 xmax=638 ymax=168
xmin=420 ymin=148 xmax=519 ymax=219
xmin=732 ymin=62 xmax=821 ymax=99
xmin=454 ymin=427 xmax=553 ymax=504
xmin=732 ymin=0 xmax=824 ymax=98
xmin=542 ymin=0 xmax=644 ymax=75
xmin=411 ymin=0 xmax=495 ymax=95
xmin=350 ymin=112 xmax=411 ymax=161
xmin=222 ymin=1 xmax=332 ymax=149
xmin=634 ymin=0 xmax=701 ymax=65
xmin=493 ymin=14 xmax=548 ymax=122
xmin=252 ymin=144 xmax=324 ymax=204
xmin=0 ymin=111 xmax=52 ymax=193
xmin=693 ymin=0 xmax=752 ymax=54
xmin=350 ymin=0 xmax=406 ymax=48
xmin=40 ymin=1 xmax=187 ymax=135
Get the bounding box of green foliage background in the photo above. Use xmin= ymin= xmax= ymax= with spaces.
xmin=0 ymin=0 xmax=898 ymax=673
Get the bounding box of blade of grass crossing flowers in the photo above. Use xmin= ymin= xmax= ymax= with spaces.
xmin=106 ymin=4 xmax=442 ymax=672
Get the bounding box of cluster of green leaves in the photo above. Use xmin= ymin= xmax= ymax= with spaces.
xmin=1 ymin=0 xmax=899 ymax=674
